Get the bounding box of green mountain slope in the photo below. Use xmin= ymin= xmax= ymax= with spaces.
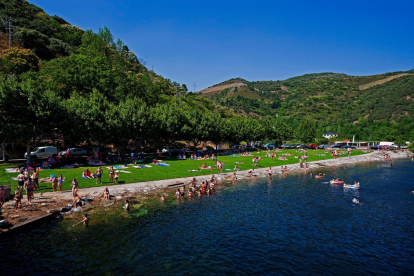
xmin=199 ymin=72 xmax=414 ymax=123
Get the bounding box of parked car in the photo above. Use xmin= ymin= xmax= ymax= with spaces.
xmin=280 ymin=144 xmax=294 ymax=149
xmin=330 ymin=144 xmax=342 ymax=148
xmin=370 ymin=145 xmax=380 ymax=150
xmin=307 ymin=144 xmax=317 ymax=149
xmin=318 ymin=144 xmax=330 ymax=149
xmin=340 ymin=145 xmax=356 ymax=149
xmin=294 ymin=144 xmax=307 ymax=149
xmin=162 ymin=146 xmax=178 ymax=153
xmin=25 ymin=146 xmax=58 ymax=159
xmin=264 ymin=143 xmax=278 ymax=150
xmin=59 ymin=148 xmax=88 ymax=156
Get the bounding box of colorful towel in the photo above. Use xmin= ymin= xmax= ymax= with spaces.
xmin=5 ymin=168 xmax=20 ymax=173
xmin=116 ymin=170 xmax=131 ymax=173
xmin=157 ymin=163 xmax=170 ymax=167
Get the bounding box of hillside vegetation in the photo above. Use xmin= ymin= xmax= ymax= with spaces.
xmin=199 ymin=71 xmax=414 ymax=142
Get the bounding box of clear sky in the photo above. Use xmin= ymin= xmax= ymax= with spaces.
xmin=29 ymin=0 xmax=414 ymax=91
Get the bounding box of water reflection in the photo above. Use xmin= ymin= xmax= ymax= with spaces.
xmin=1 ymin=159 xmax=414 ymax=275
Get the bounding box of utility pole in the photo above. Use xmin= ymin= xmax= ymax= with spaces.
xmin=152 ymin=55 xmax=155 ymax=71
xmin=6 ymin=16 xmax=12 ymax=49
xmin=194 ymin=83 xmax=196 ymax=93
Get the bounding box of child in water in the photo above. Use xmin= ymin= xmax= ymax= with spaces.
xmin=123 ymin=200 xmax=130 ymax=211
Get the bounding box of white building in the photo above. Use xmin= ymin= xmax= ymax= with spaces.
xmin=323 ymin=132 xmax=338 ymax=139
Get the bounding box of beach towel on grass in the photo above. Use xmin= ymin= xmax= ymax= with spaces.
xmin=116 ymin=170 xmax=131 ymax=173
xmin=225 ymin=169 xmax=233 ymax=171
xmin=229 ymin=154 xmax=240 ymax=157
xmin=5 ymin=168 xmax=20 ymax=173
xmin=234 ymin=162 xmax=244 ymax=164
xmin=201 ymin=167 xmax=214 ymax=170
xmin=133 ymin=165 xmax=152 ymax=169
xmin=157 ymin=163 xmax=170 ymax=167
xmin=113 ymin=165 xmax=127 ymax=169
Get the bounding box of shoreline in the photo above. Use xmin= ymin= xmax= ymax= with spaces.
xmin=1 ymin=150 xmax=412 ymax=237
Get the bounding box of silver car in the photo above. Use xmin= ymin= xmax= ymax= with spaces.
xmin=60 ymin=148 xmax=88 ymax=156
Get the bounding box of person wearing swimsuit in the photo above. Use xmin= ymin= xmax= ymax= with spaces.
xmin=123 ymin=200 xmax=130 ymax=211
xmin=14 ymin=188 xmax=22 ymax=209
xmin=95 ymin=167 xmax=103 ymax=184
xmin=71 ymin=179 xmax=79 ymax=197
xmin=58 ymin=174 xmax=63 ymax=193
xmin=52 ymin=176 xmax=58 ymax=193
xmin=108 ymin=166 xmax=115 ymax=183
xmin=32 ymin=170 xmax=39 ymax=190
xmin=25 ymin=179 xmax=35 ymax=204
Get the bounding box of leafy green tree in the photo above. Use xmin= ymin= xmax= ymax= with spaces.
xmin=0 ymin=48 xmax=39 ymax=75
xmin=296 ymin=118 xmax=317 ymax=144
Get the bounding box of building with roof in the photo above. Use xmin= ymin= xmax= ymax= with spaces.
xmin=323 ymin=132 xmax=338 ymax=139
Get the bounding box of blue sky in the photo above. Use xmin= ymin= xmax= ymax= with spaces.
xmin=30 ymin=0 xmax=414 ymax=91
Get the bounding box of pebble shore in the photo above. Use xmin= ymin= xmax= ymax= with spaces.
xmin=1 ymin=150 xmax=412 ymax=234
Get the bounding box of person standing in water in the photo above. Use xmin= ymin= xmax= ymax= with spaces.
xmin=123 ymin=200 xmax=130 ymax=211
xmin=268 ymin=167 xmax=272 ymax=177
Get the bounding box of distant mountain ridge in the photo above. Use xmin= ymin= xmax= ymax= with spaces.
xmin=198 ymin=71 xmax=414 ymax=123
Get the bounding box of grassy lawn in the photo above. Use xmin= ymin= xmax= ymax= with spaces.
xmin=0 ymin=149 xmax=368 ymax=195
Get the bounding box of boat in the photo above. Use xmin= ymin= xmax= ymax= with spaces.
xmin=344 ymin=183 xmax=360 ymax=189
xmin=330 ymin=180 xmax=344 ymax=185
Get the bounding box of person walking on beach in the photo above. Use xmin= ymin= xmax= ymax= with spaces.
xmin=58 ymin=174 xmax=64 ymax=193
xmin=25 ymin=178 xmax=35 ymax=204
xmin=14 ymin=187 xmax=22 ymax=210
xmin=52 ymin=176 xmax=58 ymax=193
xmin=71 ymin=178 xmax=79 ymax=197
xmin=32 ymin=170 xmax=39 ymax=191
xmin=108 ymin=166 xmax=115 ymax=183
xmin=114 ymin=171 xmax=119 ymax=184
xmin=17 ymin=172 xmax=24 ymax=191
xmin=95 ymin=167 xmax=103 ymax=184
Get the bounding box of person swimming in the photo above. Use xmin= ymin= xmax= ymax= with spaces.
xmin=73 ymin=213 xmax=89 ymax=227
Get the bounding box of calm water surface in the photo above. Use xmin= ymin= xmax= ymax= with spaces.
xmin=1 ymin=159 xmax=414 ymax=275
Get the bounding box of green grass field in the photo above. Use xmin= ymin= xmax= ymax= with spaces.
xmin=0 ymin=149 xmax=367 ymax=195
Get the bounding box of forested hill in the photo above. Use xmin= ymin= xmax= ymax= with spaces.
xmin=199 ymin=71 xmax=414 ymax=121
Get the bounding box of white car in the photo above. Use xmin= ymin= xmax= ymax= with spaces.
xmin=60 ymin=148 xmax=88 ymax=156
xmin=24 ymin=146 xmax=58 ymax=159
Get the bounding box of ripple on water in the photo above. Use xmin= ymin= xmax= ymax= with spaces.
xmin=1 ymin=159 xmax=414 ymax=275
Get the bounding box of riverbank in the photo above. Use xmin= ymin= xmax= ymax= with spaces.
xmin=1 ymin=150 xmax=412 ymax=236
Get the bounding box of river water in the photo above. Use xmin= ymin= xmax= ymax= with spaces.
xmin=1 ymin=159 xmax=414 ymax=275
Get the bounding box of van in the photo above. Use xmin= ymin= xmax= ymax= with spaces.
xmin=24 ymin=146 xmax=58 ymax=159
xmin=379 ymin=142 xmax=395 ymax=147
